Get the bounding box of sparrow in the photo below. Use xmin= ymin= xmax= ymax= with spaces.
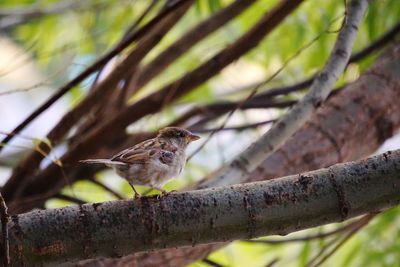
xmin=80 ymin=127 xmax=200 ymax=198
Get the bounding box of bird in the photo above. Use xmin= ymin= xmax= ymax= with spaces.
xmin=80 ymin=127 xmax=200 ymax=198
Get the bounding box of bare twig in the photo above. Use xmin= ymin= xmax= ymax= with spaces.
xmin=266 ymin=258 xmax=280 ymax=267
xmin=122 ymin=0 xmax=159 ymax=41
xmin=307 ymin=213 xmax=376 ymax=267
xmin=242 ymin=214 xmax=372 ymax=244
xmin=0 ymin=193 xmax=10 ymax=267
xmin=202 ymin=258 xmax=225 ymax=267
xmin=192 ymin=119 xmax=276 ymax=133
xmin=89 ymin=178 xmax=124 ymax=200
xmin=55 ymin=193 xmax=87 ymax=205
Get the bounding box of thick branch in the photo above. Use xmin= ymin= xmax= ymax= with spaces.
xmin=4 ymin=150 xmax=400 ymax=265
xmin=199 ymin=0 xmax=369 ymax=188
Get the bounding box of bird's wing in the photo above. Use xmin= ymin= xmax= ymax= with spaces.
xmin=111 ymin=138 xmax=177 ymax=164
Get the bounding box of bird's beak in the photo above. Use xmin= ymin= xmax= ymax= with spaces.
xmin=188 ymin=134 xmax=200 ymax=142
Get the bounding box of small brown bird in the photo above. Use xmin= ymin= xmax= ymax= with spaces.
xmin=80 ymin=127 xmax=200 ymax=198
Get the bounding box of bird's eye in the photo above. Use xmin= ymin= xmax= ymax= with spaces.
xmin=177 ymin=131 xmax=185 ymax=137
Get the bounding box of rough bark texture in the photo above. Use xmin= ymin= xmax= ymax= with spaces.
xmin=4 ymin=150 xmax=400 ymax=266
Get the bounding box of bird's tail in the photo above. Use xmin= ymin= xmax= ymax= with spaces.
xmin=79 ymin=159 xmax=126 ymax=166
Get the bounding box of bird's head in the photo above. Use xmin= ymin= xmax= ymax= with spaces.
xmin=158 ymin=127 xmax=200 ymax=147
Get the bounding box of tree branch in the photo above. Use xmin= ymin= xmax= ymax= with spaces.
xmin=3 ymin=149 xmax=400 ymax=265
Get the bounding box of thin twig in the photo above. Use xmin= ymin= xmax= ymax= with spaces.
xmin=192 ymin=119 xmax=276 ymax=133
xmin=265 ymin=258 xmax=280 ymax=267
xmin=0 ymin=193 xmax=10 ymax=267
xmin=306 ymin=213 xmax=376 ymax=267
xmin=89 ymin=178 xmax=124 ymax=200
xmin=242 ymin=215 xmax=369 ymax=245
xmin=202 ymin=258 xmax=225 ymax=267
xmin=55 ymin=193 xmax=86 ymax=205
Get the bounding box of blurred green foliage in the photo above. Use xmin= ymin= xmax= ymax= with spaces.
xmin=1 ymin=0 xmax=399 ymax=266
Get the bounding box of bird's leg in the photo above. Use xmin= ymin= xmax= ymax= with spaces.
xmin=129 ymin=184 xmax=141 ymax=199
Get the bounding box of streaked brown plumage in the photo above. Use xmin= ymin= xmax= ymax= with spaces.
xmin=80 ymin=127 xmax=200 ymax=198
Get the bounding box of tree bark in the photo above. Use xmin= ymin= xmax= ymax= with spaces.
xmin=4 ymin=150 xmax=400 ymax=266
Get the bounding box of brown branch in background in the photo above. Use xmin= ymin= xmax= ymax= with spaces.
xmin=193 ymin=119 xmax=276 ymax=133
xmin=349 ymin=20 xmax=400 ymax=62
xmin=202 ymin=258 xmax=225 ymax=267
xmin=54 ymin=193 xmax=87 ymax=205
xmin=242 ymin=214 xmax=372 ymax=245
xmin=122 ymin=0 xmax=159 ymax=41
xmin=0 ymin=193 xmax=10 ymax=267
xmin=174 ymin=99 xmax=295 ymax=129
xmin=187 ymin=88 xmax=344 ymax=130
xmin=88 ymin=178 xmax=124 ymax=200
xmin=0 ymin=0 xmax=189 ymax=155
xmin=306 ymin=213 xmax=376 ymax=267
xmin=127 ymin=0 xmax=257 ymax=97
xmin=266 ymin=258 xmax=280 ymax=267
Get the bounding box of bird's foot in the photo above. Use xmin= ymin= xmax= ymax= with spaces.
xmin=130 ymin=184 xmax=141 ymax=199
